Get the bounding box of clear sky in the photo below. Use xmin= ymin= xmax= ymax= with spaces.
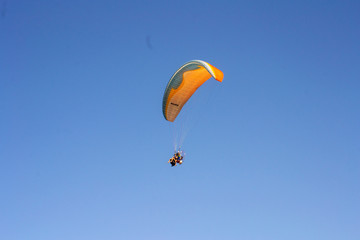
xmin=1 ymin=0 xmax=360 ymax=239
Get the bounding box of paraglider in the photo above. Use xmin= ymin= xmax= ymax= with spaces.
xmin=168 ymin=150 xmax=184 ymax=167
xmin=163 ymin=60 xmax=223 ymax=166
xmin=163 ymin=60 xmax=224 ymax=122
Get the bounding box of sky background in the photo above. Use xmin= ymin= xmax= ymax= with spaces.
xmin=1 ymin=0 xmax=360 ymax=239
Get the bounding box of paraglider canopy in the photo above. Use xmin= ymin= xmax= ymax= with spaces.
xmin=162 ymin=60 xmax=223 ymax=122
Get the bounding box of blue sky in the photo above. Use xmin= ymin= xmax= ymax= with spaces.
xmin=1 ymin=0 xmax=359 ymax=239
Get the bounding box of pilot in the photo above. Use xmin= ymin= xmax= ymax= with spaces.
xmin=168 ymin=157 xmax=177 ymax=167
